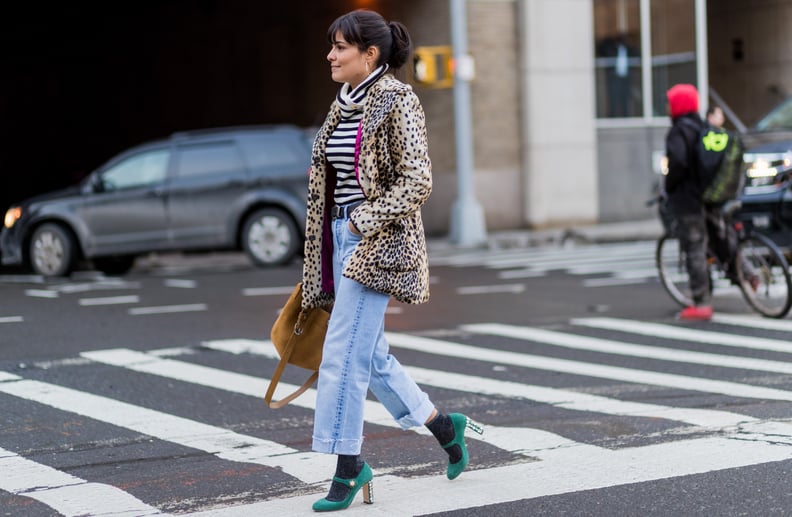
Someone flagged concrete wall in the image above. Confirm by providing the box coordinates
[518,0,599,228]
[708,0,792,126]
[397,0,522,235]
[596,125,667,222]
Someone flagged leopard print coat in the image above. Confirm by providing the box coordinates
[301,74,432,309]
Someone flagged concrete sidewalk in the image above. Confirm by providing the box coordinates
[20,217,659,275]
[0,218,665,278]
[129,218,665,271]
[427,217,664,253]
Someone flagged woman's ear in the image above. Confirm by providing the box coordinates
[367,46,380,64]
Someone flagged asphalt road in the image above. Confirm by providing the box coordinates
[2,241,792,516]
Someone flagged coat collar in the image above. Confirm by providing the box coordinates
[314,74,411,154]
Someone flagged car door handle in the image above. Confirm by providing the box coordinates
[149,187,167,197]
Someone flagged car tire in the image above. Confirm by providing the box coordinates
[93,255,136,276]
[29,223,78,277]
[242,208,300,267]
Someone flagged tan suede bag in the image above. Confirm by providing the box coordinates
[265,282,329,408]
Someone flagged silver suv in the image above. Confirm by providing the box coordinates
[1,125,312,276]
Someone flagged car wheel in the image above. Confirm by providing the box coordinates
[29,223,78,277]
[93,255,136,276]
[242,208,300,267]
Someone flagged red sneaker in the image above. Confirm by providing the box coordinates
[678,305,713,321]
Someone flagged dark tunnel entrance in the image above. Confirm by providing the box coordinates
[1,1,384,214]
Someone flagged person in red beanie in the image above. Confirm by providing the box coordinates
[664,83,713,320]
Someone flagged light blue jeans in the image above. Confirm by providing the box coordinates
[312,213,435,455]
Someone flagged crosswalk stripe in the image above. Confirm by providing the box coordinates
[0,445,167,516]
[456,284,525,295]
[582,276,652,287]
[481,245,654,270]
[3,309,790,515]
[129,303,207,315]
[187,430,792,517]
[385,330,792,402]
[201,338,755,429]
[567,258,656,275]
[0,372,331,484]
[462,322,792,375]
[78,295,140,306]
[429,242,654,268]
[81,347,602,461]
[710,313,792,332]
[572,317,792,353]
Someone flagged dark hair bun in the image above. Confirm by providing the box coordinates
[387,21,412,69]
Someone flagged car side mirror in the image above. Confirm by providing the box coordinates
[83,174,105,194]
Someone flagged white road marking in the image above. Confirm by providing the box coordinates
[128,303,207,315]
[164,279,197,288]
[79,295,140,306]
[0,445,167,516]
[81,347,594,461]
[711,313,792,332]
[0,316,23,323]
[456,284,525,295]
[582,276,652,287]
[241,286,298,296]
[189,430,792,516]
[25,289,59,298]
[2,308,791,514]
[497,269,546,279]
[461,322,792,375]
[388,329,792,402]
[200,339,753,430]
[571,317,792,354]
[0,372,331,484]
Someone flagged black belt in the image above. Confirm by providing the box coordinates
[331,201,364,219]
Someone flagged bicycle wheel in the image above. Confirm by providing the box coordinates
[656,234,695,307]
[735,233,792,318]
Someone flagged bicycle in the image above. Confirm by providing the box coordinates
[653,197,792,318]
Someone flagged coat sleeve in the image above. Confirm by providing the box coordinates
[350,91,432,238]
[664,124,691,194]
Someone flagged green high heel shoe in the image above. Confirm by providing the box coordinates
[312,462,374,512]
[444,413,484,480]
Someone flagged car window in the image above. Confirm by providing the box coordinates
[175,142,244,178]
[102,149,169,190]
[240,136,303,169]
[755,97,792,131]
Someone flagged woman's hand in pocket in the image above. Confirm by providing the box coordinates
[348,221,362,236]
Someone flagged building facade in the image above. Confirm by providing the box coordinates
[379,0,792,235]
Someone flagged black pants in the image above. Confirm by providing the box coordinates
[677,213,711,305]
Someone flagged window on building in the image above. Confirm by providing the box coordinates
[594,0,642,118]
[594,0,698,120]
[650,0,696,117]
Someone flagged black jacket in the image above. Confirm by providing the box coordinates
[665,112,705,215]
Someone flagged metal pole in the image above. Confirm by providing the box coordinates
[448,0,487,247]
[695,0,709,115]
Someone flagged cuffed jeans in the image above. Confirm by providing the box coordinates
[312,212,435,455]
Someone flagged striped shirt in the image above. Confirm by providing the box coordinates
[327,64,388,205]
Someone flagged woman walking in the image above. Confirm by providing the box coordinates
[301,8,482,513]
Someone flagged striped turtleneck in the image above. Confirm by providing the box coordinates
[327,64,388,206]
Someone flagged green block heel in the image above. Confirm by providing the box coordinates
[444,413,484,480]
[312,462,374,512]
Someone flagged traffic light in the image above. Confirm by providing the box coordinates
[412,46,454,88]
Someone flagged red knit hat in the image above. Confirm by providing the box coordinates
[666,84,699,118]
